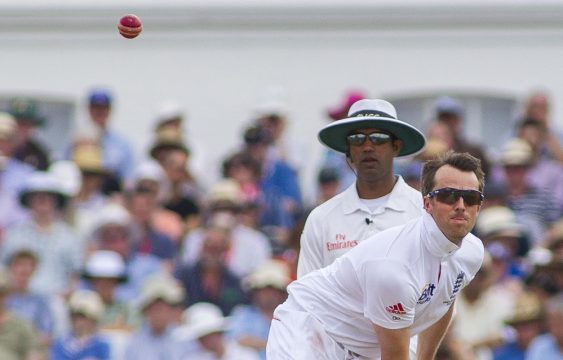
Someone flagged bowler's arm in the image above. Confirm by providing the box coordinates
[416,302,455,360]
[373,324,411,360]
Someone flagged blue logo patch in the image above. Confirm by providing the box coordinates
[443,271,465,305]
[417,283,436,304]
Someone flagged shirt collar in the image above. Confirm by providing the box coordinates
[422,212,460,258]
[342,176,415,215]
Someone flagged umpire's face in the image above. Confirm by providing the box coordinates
[347,127,402,183]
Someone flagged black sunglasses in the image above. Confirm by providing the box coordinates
[425,187,484,206]
[346,132,392,146]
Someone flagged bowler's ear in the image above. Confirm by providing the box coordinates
[392,139,403,156]
[423,196,432,214]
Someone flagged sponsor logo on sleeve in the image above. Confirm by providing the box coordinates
[385,303,407,315]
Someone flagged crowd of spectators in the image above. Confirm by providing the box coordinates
[0,88,561,359]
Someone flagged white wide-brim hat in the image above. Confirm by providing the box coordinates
[19,171,68,209]
[175,302,228,341]
[82,250,128,282]
[318,99,426,157]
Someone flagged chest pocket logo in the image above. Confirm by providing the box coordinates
[443,271,465,305]
[417,283,436,304]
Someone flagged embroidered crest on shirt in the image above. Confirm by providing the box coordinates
[326,233,358,251]
[443,271,465,305]
[417,283,436,304]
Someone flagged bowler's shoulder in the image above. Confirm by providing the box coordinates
[457,233,485,276]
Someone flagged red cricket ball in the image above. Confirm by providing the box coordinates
[118,14,142,39]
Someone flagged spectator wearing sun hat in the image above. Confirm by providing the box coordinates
[498,138,560,245]
[0,112,35,229]
[81,250,138,330]
[298,98,426,278]
[476,206,530,279]
[492,292,544,360]
[175,302,259,360]
[81,250,142,360]
[50,290,110,360]
[9,97,50,171]
[124,273,186,360]
[229,260,291,360]
[0,171,83,296]
[526,294,563,360]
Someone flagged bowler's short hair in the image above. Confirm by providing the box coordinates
[421,151,485,196]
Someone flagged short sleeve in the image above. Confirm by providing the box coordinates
[361,259,419,330]
[296,213,324,278]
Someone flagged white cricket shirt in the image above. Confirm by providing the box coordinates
[288,212,484,359]
[297,176,424,278]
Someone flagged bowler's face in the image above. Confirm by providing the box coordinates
[423,165,481,245]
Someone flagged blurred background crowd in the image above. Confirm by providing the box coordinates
[0,87,561,360]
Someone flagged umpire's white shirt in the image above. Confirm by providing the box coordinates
[286,212,484,359]
[297,176,423,278]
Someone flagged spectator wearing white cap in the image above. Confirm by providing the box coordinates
[181,179,272,278]
[81,250,138,331]
[0,267,42,360]
[0,112,35,229]
[124,273,186,360]
[89,203,162,304]
[50,290,110,360]
[229,260,291,360]
[0,171,83,296]
[175,302,259,360]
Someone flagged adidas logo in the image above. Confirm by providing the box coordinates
[385,303,407,315]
